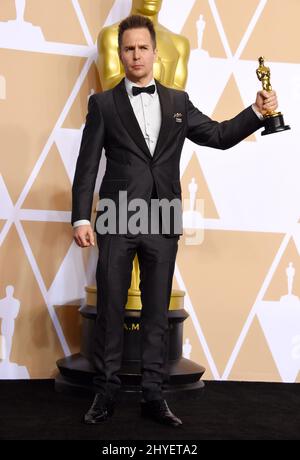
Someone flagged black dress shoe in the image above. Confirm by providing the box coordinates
[83,393,115,424]
[141,399,182,427]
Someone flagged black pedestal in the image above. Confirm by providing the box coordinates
[261,112,291,136]
[55,305,205,401]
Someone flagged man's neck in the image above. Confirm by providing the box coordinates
[126,74,154,87]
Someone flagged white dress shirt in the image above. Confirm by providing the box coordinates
[73,77,162,228]
[124,77,161,155]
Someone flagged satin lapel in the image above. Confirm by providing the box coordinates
[113,79,152,160]
[152,80,174,161]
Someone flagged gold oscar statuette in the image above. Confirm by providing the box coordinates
[256,56,290,136]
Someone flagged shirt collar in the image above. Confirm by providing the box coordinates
[125,77,156,98]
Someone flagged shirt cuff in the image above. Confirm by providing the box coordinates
[73,219,90,228]
[252,104,264,120]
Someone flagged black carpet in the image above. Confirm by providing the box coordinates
[0,379,300,440]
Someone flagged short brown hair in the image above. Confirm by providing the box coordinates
[118,15,156,49]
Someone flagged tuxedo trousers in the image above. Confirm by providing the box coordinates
[93,233,179,401]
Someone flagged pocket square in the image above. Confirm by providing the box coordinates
[173,112,183,123]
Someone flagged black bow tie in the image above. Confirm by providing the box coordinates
[132,85,155,96]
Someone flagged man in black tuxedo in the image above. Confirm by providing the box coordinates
[72,15,278,426]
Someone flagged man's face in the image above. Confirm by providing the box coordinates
[119,28,157,84]
[133,0,162,16]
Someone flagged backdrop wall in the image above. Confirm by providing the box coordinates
[0,0,299,382]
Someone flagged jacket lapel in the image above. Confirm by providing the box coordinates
[113,79,152,160]
[152,80,174,161]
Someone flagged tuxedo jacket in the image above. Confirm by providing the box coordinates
[72,78,263,235]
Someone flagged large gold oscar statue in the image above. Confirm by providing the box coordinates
[86,0,189,311]
[97,0,190,90]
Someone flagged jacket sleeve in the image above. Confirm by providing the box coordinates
[185,93,264,150]
[71,95,105,224]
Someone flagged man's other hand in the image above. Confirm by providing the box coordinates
[73,224,95,248]
[254,90,278,116]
